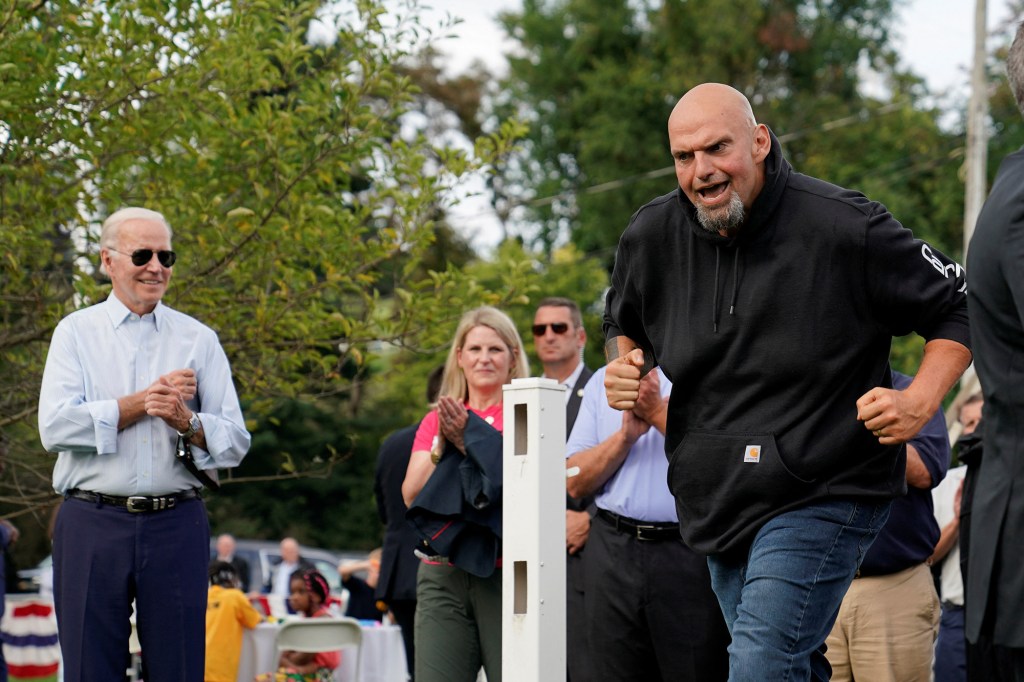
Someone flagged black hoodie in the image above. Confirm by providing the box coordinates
[604,130,970,556]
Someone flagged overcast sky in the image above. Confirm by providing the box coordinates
[423,0,1015,96]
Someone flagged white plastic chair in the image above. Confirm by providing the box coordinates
[274,617,363,682]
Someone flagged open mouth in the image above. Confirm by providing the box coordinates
[697,181,730,203]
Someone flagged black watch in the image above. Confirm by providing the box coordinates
[177,412,201,439]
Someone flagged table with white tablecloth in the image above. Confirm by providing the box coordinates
[237,620,408,682]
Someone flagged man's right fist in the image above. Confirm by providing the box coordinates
[605,348,645,410]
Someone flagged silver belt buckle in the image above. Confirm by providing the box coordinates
[126,496,149,513]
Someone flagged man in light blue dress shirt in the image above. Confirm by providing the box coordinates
[566,366,728,681]
[38,207,250,681]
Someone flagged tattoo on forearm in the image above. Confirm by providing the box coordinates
[604,337,655,377]
[604,337,626,361]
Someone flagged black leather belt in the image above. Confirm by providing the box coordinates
[66,488,201,513]
[597,508,680,542]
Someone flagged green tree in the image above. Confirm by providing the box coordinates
[492,0,970,261]
[0,0,527,561]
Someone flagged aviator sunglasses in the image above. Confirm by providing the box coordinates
[108,247,177,267]
[532,322,570,336]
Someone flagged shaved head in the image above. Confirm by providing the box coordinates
[670,83,758,130]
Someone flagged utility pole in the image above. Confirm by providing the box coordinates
[949,0,988,432]
[963,0,989,254]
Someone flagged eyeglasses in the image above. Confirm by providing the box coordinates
[532,322,570,336]
[108,247,177,268]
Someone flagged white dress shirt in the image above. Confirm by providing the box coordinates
[544,360,586,405]
[38,294,250,496]
[932,464,967,605]
[566,366,677,522]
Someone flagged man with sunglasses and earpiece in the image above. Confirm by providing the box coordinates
[38,207,250,682]
[531,297,594,682]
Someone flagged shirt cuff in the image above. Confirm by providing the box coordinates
[87,399,120,455]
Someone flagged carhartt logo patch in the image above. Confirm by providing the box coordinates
[743,445,761,463]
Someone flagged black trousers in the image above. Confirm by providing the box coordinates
[582,512,730,682]
[389,598,417,680]
[53,496,209,682]
[567,550,594,681]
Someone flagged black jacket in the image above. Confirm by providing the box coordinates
[965,146,1024,646]
[405,412,503,578]
[605,130,970,555]
[373,423,421,604]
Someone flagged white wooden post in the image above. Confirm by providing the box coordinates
[502,377,566,682]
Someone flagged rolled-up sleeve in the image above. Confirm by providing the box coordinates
[188,336,250,470]
[38,320,120,455]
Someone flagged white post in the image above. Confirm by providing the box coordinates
[502,377,566,682]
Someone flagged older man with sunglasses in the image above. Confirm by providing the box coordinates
[38,207,250,681]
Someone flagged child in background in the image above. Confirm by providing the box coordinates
[205,561,262,682]
[262,569,341,681]
[338,548,385,622]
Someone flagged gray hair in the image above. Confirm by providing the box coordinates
[100,207,172,249]
[1008,22,1024,116]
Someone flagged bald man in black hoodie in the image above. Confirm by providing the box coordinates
[603,83,971,682]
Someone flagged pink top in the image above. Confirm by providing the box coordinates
[310,607,341,670]
[412,403,504,453]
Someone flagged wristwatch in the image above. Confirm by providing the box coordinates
[178,412,201,439]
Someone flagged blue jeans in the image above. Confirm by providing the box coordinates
[707,499,891,682]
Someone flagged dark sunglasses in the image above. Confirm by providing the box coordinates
[108,247,177,267]
[532,322,570,336]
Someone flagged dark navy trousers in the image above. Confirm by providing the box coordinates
[53,495,209,681]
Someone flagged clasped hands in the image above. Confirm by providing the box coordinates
[143,368,197,433]
[604,349,665,443]
[436,395,469,454]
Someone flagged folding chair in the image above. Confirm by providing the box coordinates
[274,617,363,682]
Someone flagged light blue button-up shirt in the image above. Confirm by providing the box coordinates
[38,295,251,496]
[566,366,677,522]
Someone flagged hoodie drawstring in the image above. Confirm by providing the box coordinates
[713,247,721,333]
[713,245,741,333]
[729,247,740,315]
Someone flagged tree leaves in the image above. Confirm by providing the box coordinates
[0,0,520,545]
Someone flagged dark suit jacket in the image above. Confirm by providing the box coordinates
[965,146,1024,646]
[373,423,422,604]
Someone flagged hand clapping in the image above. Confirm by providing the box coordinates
[436,395,468,453]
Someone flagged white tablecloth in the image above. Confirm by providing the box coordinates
[238,620,408,682]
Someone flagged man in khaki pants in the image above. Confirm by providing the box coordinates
[825,371,948,681]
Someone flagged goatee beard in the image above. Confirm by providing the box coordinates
[695,192,745,236]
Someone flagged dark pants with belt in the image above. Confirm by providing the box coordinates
[584,511,730,681]
[53,495,209,681]
[566,550,595,682]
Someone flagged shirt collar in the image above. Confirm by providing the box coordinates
[103,293,165,331]
[543,360,585,389]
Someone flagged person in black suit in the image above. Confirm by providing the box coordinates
[532,297,594,681]
[373,366,444,681]
[964,22,1024,680]
[213,533,251,593]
